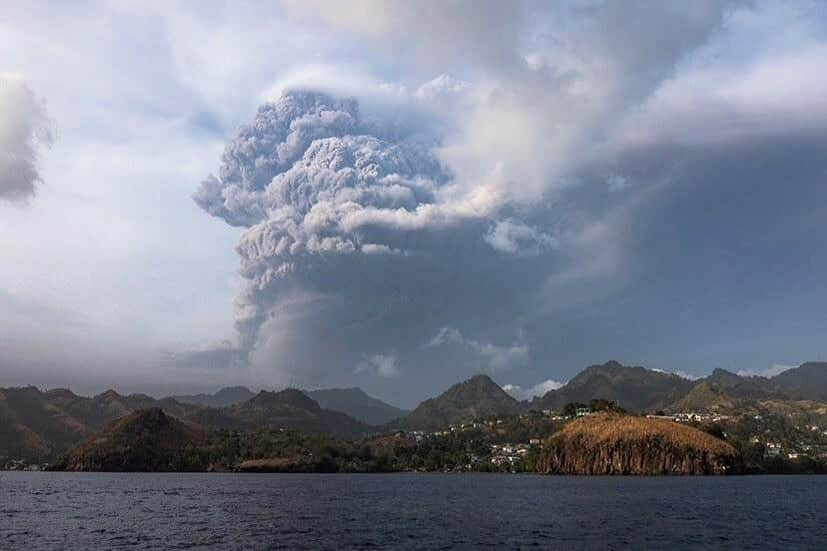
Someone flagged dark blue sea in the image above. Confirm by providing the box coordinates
[2,472,826,550]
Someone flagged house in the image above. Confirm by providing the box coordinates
[576,407,591,418]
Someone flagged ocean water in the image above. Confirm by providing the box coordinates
[2,473,826,550]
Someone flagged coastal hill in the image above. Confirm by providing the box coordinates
[532,361,694,412]
[391,374,519,430]
[538,414,741,475]
[305,387,410,426]
[52,408,209,472]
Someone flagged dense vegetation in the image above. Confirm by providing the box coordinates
[389,374,520,431]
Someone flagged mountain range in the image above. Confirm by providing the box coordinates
[173,386,256,408]
[0,386,373,461]
[172,386,407,426]
[3,360,827,463]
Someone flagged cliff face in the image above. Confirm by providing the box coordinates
[538,414,741,475]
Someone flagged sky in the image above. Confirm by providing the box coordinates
[1,1,826,408]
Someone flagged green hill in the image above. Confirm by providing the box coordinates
[392,374,519,430]
[667,381,735,412]
[52,408,209,472]
[533,361,694,412]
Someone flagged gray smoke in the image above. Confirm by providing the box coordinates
[0,74,52,202]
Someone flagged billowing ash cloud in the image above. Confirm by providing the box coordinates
[0,74,51,202]
[195,90,547,386]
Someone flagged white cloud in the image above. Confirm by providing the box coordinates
[281,1,738,214]
[427,327,528,372]
[356,353,401,378]
[502,379,563,401]
[484,219,557,256]
[615,44,827,150]
[737,364,796,378]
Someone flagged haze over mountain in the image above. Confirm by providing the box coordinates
[304,388,409,426]
[772,363,827,402]
[171,386,408,426]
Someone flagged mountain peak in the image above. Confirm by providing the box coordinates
[392,373,519,430]
[96,389,123,400]
[535,361,695,412]
[54,408,208,472]
[251,389,320,411]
